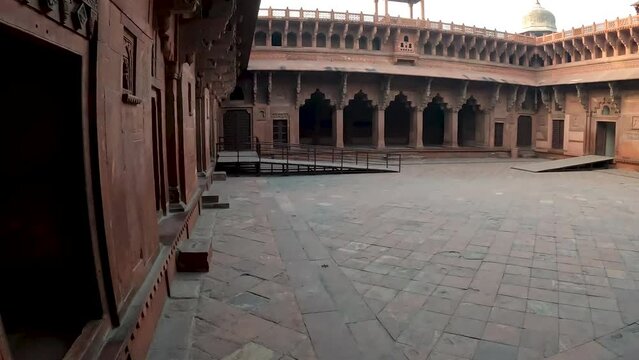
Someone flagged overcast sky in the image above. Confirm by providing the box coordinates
[259,0,636,33]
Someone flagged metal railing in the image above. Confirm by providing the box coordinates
[216,137,402,174]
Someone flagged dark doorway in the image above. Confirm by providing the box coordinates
[385,93,411,146]
[272,32,282,46]
[223,110,252,150]
[517,116,533,148]
[0,24,102,360]
[273,119,288,145]
[423,96,446,146]
[151,90,167,217]
[344,91,374,146]
[495,122,504,147]
[299,90,333,145]
[596,121,616,157]
[552,120,564,150]
[458,97,480,147]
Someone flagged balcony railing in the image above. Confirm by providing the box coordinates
[259,8,639,46]
[259,7,536,44]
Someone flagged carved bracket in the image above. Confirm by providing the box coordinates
[517,86,528,111]
[418,77,433,111]
[253,72,258,105]
[338,73,349,110]
[539,87,552,113]
[575,84,589,112]
[381,76,392,109]
[507,85,519,112]
[295,72,302,109]
[489,83,502,110]
[552,86,565,112]
[458,80,469,108]
[267,72,273,105]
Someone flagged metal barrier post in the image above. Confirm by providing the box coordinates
[314,148,317,172]
[399,154,402,172]
[366,152,369,170]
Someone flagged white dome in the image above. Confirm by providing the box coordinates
[522,1,557,35]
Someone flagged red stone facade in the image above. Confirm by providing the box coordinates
[220,8,639,169]
[0,0,257,359]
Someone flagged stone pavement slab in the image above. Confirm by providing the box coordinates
[149,162,639,359]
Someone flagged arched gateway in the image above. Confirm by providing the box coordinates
[299,90,333,145]
[385,93,411,146]
[344,91,374,146]
[423,95,446,146]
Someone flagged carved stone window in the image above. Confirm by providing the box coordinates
[123,29,136,94]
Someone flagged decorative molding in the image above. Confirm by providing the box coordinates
[632,116,639,130]
[40,0,57,13]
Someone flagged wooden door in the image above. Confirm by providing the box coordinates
[273,120,288,145]
[494,122,504,147]
[552,120,564,150]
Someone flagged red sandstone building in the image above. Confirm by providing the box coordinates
[223,1,639,169]
[1,0,639,359]
[0,0,257,359]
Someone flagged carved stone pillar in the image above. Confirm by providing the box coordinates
[333,107,344,148]
[165,62,185,212]
[373,108,386,149]
[410,107,423,148]
[486,109,496,147]
[445,108,460,147]
[289,109,300,145]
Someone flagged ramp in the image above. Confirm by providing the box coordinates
[215,140,402,175]
[512,155,614,173]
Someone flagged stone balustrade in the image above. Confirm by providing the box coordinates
[255,8,639,68]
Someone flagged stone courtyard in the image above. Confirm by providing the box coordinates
[150,161,639,360]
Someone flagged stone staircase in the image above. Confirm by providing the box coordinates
[176,171,229,273]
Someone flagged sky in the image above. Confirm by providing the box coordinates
[259,0,636,33]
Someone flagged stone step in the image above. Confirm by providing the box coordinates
[212,171,227,181]
[176,237,212,272]
[202,193,230,209]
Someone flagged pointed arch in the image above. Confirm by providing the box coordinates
[423,95,448,146]
[344,90,374,146]
[299,89,333,145]
[458,96,481,147]
[271,31,282,46]
[254,31,267,46]
[385,92,411,146]
[317,33,327,48]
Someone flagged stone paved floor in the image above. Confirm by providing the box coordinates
[149,161,639,360]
